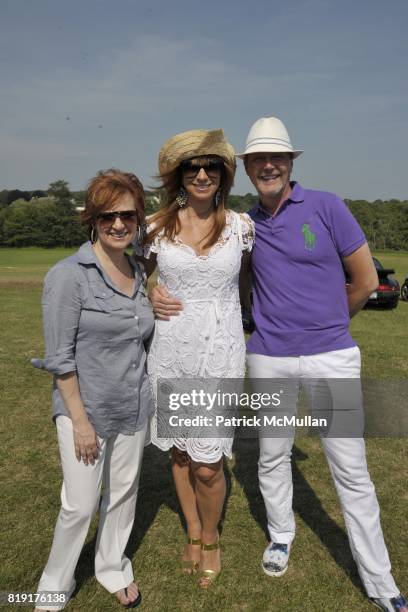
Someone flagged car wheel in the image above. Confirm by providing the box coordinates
[401,282,408,302]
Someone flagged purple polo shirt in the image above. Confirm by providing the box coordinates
[247,182,366,357]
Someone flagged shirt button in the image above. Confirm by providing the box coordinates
[132,363,136,368]
[134,315,138,320]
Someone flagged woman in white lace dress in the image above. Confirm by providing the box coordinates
[142,129,254,586]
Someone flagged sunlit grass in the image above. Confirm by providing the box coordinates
[0,248,407,611]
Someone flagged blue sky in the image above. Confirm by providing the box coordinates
[1,0,407,199]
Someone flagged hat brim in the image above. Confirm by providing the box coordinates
[159,128,236,176]
[236,146,303,160]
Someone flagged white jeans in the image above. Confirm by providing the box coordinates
[36,416,147,610]
[247,347,399,599]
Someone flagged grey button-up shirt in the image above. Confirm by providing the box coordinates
[32,241,155,438]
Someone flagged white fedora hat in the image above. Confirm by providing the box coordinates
[236,116,303,159]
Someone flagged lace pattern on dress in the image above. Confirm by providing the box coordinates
[140,211,254,259]
[145,210,255,463]
[237,212,255,252]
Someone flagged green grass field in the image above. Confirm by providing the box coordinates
[0,248,407,612]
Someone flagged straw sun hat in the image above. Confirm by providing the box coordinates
[158,128,236,176]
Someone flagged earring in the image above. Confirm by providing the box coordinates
[176,187,188,208]
[90,227,97,243]
[214,190,221,208]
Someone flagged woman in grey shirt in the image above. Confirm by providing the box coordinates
[32,169,154,610]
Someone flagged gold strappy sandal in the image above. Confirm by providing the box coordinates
[181,537,202,574]
[198,540,221,588]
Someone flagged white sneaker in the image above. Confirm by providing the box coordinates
[370,594,408,612]
[262,542,290,577]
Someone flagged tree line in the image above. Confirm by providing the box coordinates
[0,181,407,250]
[0,181,87,247]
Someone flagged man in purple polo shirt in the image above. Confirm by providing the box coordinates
[238,116,406,612]
[148,117,406,611]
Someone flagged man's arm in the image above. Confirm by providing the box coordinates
[149,284,183,320]
[342,243,378,318]
[239,251,252,310]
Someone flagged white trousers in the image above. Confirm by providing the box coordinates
[247,347,399,599]
[36,416,147,610]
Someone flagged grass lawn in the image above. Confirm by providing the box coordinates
[0,247,407,612]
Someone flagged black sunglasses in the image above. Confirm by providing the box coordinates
[180,160,223,176]
[96,210,139,224]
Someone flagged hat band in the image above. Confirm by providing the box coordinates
[246,136,293,148]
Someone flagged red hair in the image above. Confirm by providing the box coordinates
[81,168,145,228]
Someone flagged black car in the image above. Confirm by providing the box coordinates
[401,276,408,302]
[366,257,400,309]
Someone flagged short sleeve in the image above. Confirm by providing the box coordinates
[325,196,366,257]
[238,212,255,252]
[31,264,82,375]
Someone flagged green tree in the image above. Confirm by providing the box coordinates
[0,192,87,248]
[2,200,40,246]
[47,179,86,246]
[227,193,258,212]
[0,190,9,208]
[348,199,408,251]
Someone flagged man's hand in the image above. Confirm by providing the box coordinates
[149,284,183,320]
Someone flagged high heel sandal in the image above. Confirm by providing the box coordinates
[181,537,202,574]
[198,540,221,588]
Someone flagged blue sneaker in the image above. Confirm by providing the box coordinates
[262,542,290,577]
[370,594,408,612]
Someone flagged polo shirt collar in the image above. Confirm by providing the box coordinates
[289,181,305,203]
[255,181,305,217]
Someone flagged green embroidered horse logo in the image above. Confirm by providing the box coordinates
[302,224,316,250]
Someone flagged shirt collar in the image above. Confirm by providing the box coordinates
[289,181,305,203]
[254,181,305,217]
[76,241,142,295]
[76,241,98,265]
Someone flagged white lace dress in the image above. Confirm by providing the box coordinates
[145,210,255,463]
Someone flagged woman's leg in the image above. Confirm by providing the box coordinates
[36,416,106,611]
[94,422,147,601]
[190,459,225,581]
[171,447,202,570]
